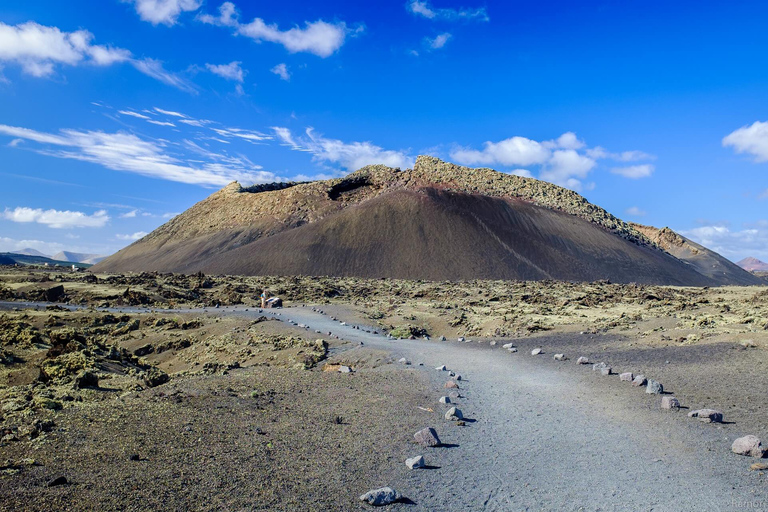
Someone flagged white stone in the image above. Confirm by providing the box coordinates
[732,435,766,458]
[405,456,425,469]
[445,407,463,421]
[359,487,401,506]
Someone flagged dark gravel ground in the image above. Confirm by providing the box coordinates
[0,364,441,511]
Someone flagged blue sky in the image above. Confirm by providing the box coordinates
[1,0,767,261]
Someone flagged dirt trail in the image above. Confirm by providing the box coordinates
[246,306,767,511]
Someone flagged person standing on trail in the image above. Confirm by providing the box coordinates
[261,290,267,308]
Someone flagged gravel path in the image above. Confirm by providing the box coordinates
[245,306,767,511]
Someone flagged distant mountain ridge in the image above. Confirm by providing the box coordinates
[52,251,107,265]
[13,248,50,257]
[737,257,768,272]
[0,253,92,268]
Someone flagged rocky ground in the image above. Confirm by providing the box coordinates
[1,266,767,509]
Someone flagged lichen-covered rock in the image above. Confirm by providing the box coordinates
[73,370,99,389]
[142,367,169,387]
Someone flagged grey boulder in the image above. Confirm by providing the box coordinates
[359,487,401,506]
[405,455,425,469]
[688,409,723,423]
[646,380,663,394]
[445,407,463,421]
[732,435,767,458]
[414,427,441,447]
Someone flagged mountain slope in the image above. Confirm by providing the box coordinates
[737,257,768,272]
[13,248,50,257]
[629,224,762,286]
[94,156,752,285]
[52,251,107,264]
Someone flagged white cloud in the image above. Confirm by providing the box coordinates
[0,21,192,92]
[125,0,202,26]
[116,231,148,241]
[616,150,655,162]
[206,61,244,82]
[118,110,150,120]
[0,123,282,187]
[610,164,654,179]
[547,132,585,150]
[451,132,656,191]
[723,121,768,162]
[539,149,596,191]
[271,63,290,81]
[407,1,489,22]
[120,210,139,218]
[200,2,357,57]
[0,21,131,77]
[3,207,110,228]
[211,127,272,143]
[625,206,646,217]
[131,58,196,93]
[273,126,414,170]
[681,224,768,261]
[451,136,550,167]
[154,107,187,118]
[147,120,176,127]
[427,33,452,49]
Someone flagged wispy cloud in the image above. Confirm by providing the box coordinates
[154,107,188,118]
[723,121,768,162]
[206,61,245,82]
[131,58,196,93]
[199,2,361,57]
[426,33,452,50]
[2,206,110,228]
[0,123,282,187]
[116,231,148,241]
[273,126,414,170]
[271,63,290,81]
[123,0,202,26]
[610,164,654,179]
[118,110,151,120]
[407,0,489,22]
[625,206,646,217]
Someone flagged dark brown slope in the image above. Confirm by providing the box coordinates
[203,188,713,284]
[630,224,763,286]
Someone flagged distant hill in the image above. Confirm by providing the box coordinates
[0,254,15,265]
[52,251,107,264]
[95,156,759,286]
[13,248,50,257]
[629,224,763,286]
[737,257,768,272]
[1,253,92,268]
